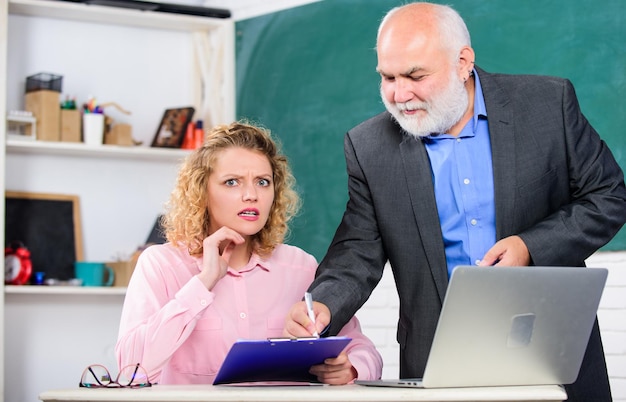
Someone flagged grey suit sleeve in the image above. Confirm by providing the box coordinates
[308,132,387,335]
[518,79,626,265]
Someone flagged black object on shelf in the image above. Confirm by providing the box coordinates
[54,0,231,18]
[146,215,166,245]
[26,72,63,93]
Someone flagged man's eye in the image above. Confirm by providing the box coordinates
[410,75,425,81]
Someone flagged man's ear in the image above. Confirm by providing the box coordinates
[458,46,476,80]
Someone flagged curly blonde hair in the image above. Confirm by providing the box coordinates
[161,121,300,257]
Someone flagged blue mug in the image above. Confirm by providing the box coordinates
[74,262,114,286]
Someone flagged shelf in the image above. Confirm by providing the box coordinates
[4,284,126,295]
[7,138,192,161]
[8,0,231,31]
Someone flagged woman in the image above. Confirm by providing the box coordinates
[115,121,382,385]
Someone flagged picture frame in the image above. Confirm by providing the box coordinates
[5,191,83,280]
[150,107,195,148]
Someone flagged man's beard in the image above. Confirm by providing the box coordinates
[382,71,469,138]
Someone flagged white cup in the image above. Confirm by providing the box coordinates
[82,113,105,146]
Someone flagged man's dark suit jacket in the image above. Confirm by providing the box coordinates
[310,67,626,401]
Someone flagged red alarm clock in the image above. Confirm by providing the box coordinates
[5,241,33,285]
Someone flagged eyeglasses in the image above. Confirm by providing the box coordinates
[79,363,152,388]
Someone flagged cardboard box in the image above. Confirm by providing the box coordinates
[24,90,61,141]
[105,123,133,146]
[60,109,81,142]
[107,260,136,287]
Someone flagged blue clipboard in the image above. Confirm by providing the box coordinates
[213,336,352,385]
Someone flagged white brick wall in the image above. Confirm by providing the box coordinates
[356,264,400,379]
[356,251,626,401]
[587,251,626,401]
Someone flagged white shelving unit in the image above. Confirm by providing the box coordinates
[1,2,235,401]
[9,0,227,31]
[6,0,236,139]
[4,284,126,295]
[3,0,235,265]
[1,0,7,398]
[6,137,192,161]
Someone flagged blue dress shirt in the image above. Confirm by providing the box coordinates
[423,71,495,278]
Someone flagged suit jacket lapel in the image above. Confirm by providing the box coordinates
[399,136,448,302]
[476,68,518,240]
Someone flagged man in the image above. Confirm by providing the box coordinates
[284,2,626,401]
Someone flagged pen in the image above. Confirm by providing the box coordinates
[304,292,319,338]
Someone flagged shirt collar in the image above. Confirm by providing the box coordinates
[227,252,271,276]
[473,69,487,124]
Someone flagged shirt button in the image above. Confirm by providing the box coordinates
[463,178,470,185]
[200,299,207,306]
[475,260,481,265]
[470,219,477,226]
[240,312,247,319]
[456,138,461,143]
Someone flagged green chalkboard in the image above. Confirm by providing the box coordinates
[236,0,626,260]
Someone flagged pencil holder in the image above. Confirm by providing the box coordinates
[82,113,105,146]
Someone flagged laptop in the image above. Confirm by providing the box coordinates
[356,265,607,388]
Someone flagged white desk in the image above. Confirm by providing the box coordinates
[39,384,567,402]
